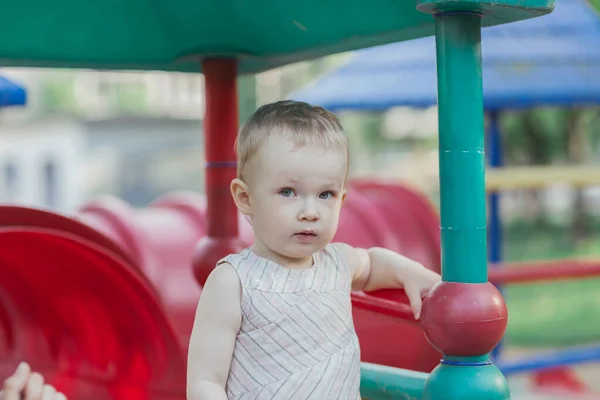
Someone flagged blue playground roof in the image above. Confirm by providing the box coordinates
[0,75,26,107]
[291,0,600,111]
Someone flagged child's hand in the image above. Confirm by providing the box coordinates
[1,362,67,400]
[402,265,441,320]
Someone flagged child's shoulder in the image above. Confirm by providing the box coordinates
[215,248,267,288]
[323,242,354,261]
[202,261,242,305]
[215,248,258,271]
[319,242,357,274]
[323,242,366,282]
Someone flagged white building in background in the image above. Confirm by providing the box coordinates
[0,118,85,212]
[0,67,209,213]
[0,116,204,213]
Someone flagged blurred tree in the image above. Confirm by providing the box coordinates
[40,74,77,114]
[501,106,600,244]
[566,108,589,243]
[502,108,568,166]
[113,83,147,114]
[238,75,256,125]
[501,109,560,227]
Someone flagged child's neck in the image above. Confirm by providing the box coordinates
[250,242,314,270]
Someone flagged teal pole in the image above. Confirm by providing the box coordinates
[435,13,487,284]
[416,8,510,400]
[348,1,552,398]
[359,362,427,399]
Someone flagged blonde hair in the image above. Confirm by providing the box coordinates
[236,100,349,180]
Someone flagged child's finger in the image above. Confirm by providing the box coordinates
[55,392,67,400]
[2,362,31,400]
[24,372,44,400]
[405,286,423,320]
[42,384,56,400]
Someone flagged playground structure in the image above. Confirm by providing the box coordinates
[1,181,441,399]
[0,0,561,398]
[4,179,600,398]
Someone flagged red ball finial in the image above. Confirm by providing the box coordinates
[420,281,508,356]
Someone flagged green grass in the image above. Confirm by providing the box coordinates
[505,278,600,346]
[501,220,600,347]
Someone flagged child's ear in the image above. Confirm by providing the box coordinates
[231,178,252,215]
[341,189,348,206]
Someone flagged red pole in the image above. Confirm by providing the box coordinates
[203,59,239,238]
[489,259,600,285]
[192,59,246,287]
[351,291,419,326]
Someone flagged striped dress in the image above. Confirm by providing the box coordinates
[217,244,361,399]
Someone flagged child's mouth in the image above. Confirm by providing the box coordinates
[296,230,316,236]
[294,231,317,241]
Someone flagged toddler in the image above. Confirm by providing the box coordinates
[187,100,441,400]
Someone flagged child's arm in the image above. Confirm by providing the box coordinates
[187,263,242,400]
[335,243,441,319]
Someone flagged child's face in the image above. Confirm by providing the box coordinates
[243,134,347,263]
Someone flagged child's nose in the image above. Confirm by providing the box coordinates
[299,210,319,221]
[299,201,319,221]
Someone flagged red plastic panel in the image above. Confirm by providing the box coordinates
[351,180,441,272]
[0,228,185,400]
[78,196,158,275]
[334,187,399,250]
[78,193,244,346]
[0,205,135,268]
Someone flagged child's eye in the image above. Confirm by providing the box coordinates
[280,189,295,197]
[319,191,335,200]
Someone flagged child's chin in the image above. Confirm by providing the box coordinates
[279,245,319,259]
[283,245,322,259]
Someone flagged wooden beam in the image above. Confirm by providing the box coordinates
[486,166,600,191]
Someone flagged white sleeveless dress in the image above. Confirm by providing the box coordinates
[217,244,361,399]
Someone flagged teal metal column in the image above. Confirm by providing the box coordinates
[348,0,552,397]
[360,363,427,399]
[435,13,487,284]
[415,5,520,400]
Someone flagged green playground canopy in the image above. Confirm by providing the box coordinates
[0,0,551,74]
